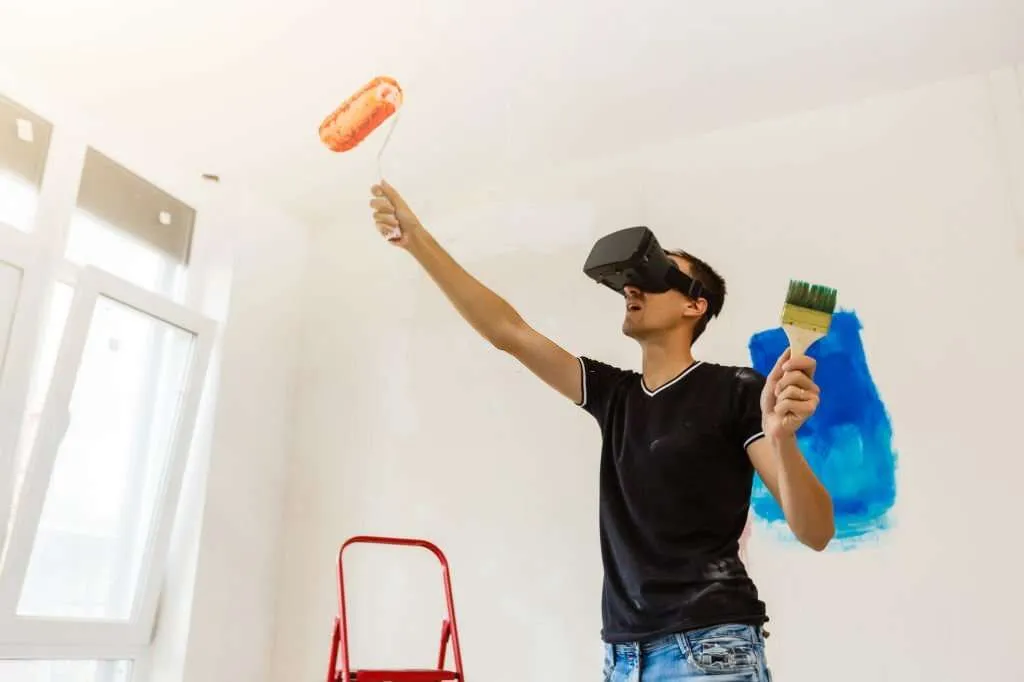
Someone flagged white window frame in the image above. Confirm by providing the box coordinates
[0,265,215,648]
[0,226,52,551]
[0,117,220,673]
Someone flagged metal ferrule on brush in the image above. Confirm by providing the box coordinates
[780,304,833,334]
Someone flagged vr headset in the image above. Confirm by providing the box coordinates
[582,226,723,318]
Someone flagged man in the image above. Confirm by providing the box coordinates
[368,181,834,681]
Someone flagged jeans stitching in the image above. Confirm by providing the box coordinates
[681,626,760,675]
[609,628,767,679]
[673,631,692,663]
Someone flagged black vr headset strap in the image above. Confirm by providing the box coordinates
[666,268,722,318]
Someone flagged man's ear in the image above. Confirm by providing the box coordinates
[683,297,708,319]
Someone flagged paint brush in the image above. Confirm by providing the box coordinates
[780,279,838,357]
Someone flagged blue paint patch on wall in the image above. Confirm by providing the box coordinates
[748,310,897,546]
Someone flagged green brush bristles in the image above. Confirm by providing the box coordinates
[780,279,838,338]
[785,280,838,314]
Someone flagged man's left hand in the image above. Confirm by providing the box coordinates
[760,348,820,440]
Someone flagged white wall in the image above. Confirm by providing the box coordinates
[148,188,308,682]
[274,66,1024,682]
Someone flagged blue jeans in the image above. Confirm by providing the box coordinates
[602,624,772,681]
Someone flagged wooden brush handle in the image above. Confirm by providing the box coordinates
[783,323,824,358]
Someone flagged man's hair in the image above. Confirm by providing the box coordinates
[665,249,727,343]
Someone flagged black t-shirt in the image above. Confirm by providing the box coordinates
[577,356,769,643]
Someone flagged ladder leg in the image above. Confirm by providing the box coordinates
[326,617,340,682]
[436,619,452,669]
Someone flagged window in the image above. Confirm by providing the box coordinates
[6,283,72,548]
[1,267,214,643]
[68,149,193,300]
[0,659,131,682]
[0,231,49,545]
[0,94,52,233]
[0,96,217,679]
[0,245,31,374]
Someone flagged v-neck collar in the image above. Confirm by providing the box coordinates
[641,361,704,397]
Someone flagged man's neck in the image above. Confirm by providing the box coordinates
[640,334,696,392]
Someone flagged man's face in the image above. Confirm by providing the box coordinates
[621,255,705,340]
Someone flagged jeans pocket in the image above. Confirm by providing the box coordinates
[683,624,760,675]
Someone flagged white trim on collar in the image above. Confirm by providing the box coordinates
[641,360,705,397]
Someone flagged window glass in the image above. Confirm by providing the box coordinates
[0,94,52,232]
[68,148,194,299]
[17,295,196,621]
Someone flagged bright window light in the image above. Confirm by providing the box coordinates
[8,283,73,537]
[0,258,25,371]
[0,659,131,682]
[65,211,185,299]
[0,169,39,232]
[17,294,196,621]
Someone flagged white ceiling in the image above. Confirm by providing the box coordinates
[1,0,1023,228]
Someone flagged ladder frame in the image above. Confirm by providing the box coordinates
[327,535,465,682]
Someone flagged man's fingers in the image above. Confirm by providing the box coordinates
[376,222,402,239]
[775,398,812,419]
[370,197,395,213]
[378,180,404,206]
[767,347,791,384]
[783,354,816,378]
[775,395,817,419]
[371,183,397,203]
[777,385,818,403]
[771,354,820,431]
[369,183,407,244]
[776,370,818,395]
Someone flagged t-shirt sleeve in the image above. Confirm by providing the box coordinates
[576,356,629,425]
[733,367,767,451]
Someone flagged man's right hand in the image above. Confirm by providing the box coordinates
[370,181,421,249]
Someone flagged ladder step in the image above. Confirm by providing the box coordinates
[344,670,459,682]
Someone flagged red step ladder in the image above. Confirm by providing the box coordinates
[326,536,465,682]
